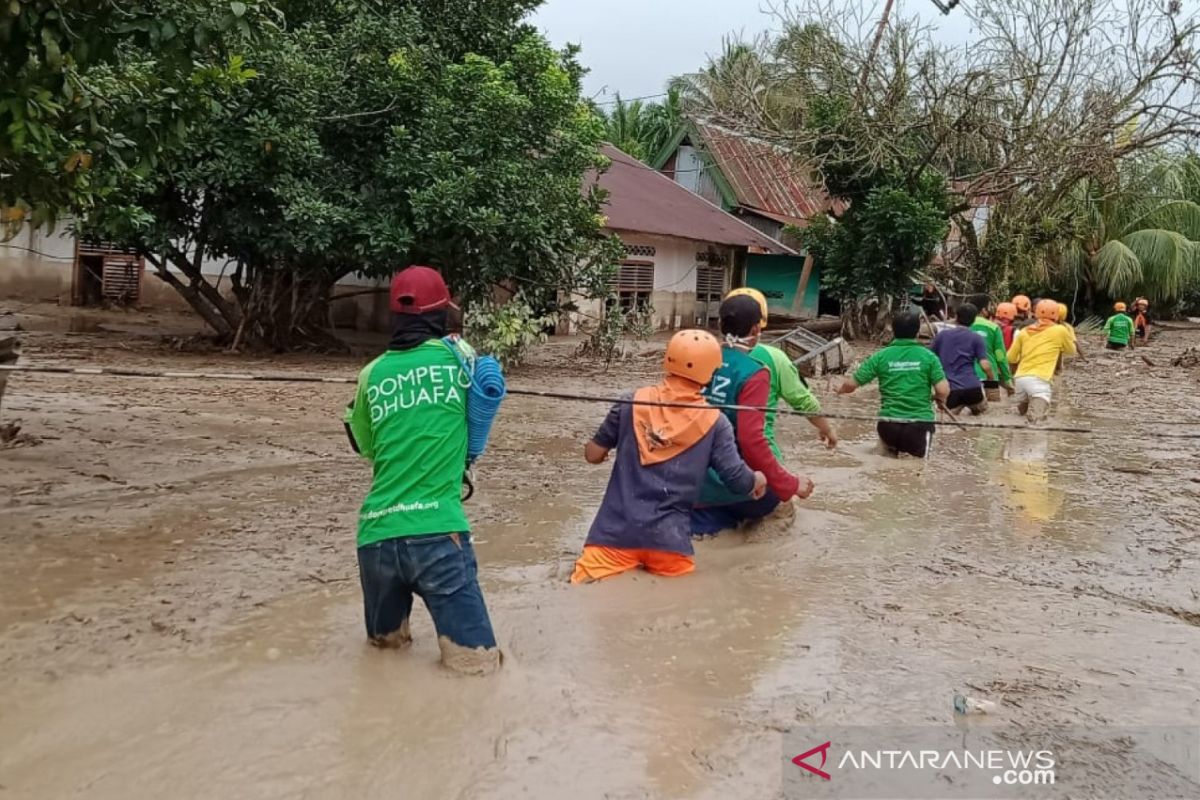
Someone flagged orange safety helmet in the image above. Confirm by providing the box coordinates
[725,287,769,329]
[1012,294,1032,313]
[1057,302,1069,322]
[663,329,723,385]
[1035,299,1060,322]
[1114,301,1128,312]
[995,302,1017,321]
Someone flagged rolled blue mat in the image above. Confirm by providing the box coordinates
[443,338,506,463]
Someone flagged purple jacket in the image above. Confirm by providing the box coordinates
[586,399,756,555]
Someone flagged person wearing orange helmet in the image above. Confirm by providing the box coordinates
[691,295,814,535]
[1006,299,1077,422]
[1055,302,1087,367]
[994,302,1018,349]
[1011,294,1033,322]
[574,329,767,583]
[1132,297,1152,343]
[726,287,838,450]
[1104,302,1136,350]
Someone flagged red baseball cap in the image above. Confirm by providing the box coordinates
[389,266,458,314]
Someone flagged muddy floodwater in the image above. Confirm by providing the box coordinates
[2,309,1199,799]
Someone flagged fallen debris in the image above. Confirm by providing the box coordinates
[1170,347,1200,368]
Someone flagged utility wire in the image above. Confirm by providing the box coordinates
[5,362,1199,436]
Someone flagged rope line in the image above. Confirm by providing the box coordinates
[7,362,1198,435]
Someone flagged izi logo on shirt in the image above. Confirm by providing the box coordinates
[708,374,733,404]
[368,365,470,423]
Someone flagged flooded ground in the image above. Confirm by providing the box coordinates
[1,308,1199,799]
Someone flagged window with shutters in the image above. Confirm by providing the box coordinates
[695,251,729,303]
[609,261,654,312]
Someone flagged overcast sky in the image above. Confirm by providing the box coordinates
[530,0,976,103]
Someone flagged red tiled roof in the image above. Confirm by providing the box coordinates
[588,144,793,254]
[691,121,834,227]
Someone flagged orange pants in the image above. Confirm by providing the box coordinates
[570,545,695,584]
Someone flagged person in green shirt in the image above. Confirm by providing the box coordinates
[726,287,838,451]
[1104,302,1136,350]
[837,311,950,458]
[344,266,500,675]
[965,293,1014,397]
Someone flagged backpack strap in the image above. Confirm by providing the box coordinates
[442,336,477,387]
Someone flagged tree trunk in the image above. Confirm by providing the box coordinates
[230,266,346,352]
[145,252,344,351]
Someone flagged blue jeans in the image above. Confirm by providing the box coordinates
[690,491,781,536]
[356,533,496,650]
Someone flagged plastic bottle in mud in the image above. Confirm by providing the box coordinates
[953,693,997,715]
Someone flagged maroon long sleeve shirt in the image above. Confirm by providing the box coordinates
[735,371,800,501]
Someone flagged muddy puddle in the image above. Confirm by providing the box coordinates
[1,324,1199,798]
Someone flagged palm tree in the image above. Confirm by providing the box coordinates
[600,88,684,163]
[1057,157,1200,304]
[669,36,787,124]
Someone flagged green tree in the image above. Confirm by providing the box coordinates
[598,87,683,163]
[80,0,615,348]
[1051,158,1200,306]
[0,0,270,236]
[670,37,790,126]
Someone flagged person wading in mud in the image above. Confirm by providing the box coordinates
[344,266,501,675]
[1105,302,1136,350]
[994,302,1018,349]
[1131,298,1152,344]
[1055,302,1087,371]
[725,287,838,450]
[929,303,995,415]
[1006,298,1077,424]
[965,293,1014,399]
[837,311,951,458]
[572,330,767,582]
[690,295,814,536]
[1011,294,1034,331]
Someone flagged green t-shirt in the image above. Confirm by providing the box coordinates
[1104,313,1134,345]
[852,339,946,422]
[970,318,1012,383]
[344,340,471,546]
[749,343,821,458]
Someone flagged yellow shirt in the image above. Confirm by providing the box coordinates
[1007,324,1076,382]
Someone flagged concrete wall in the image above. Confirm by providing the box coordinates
[0,222,76,303]
[564,231,736,333]
[0,219,390,331]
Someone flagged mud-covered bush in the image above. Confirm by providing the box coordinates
[465,295,554,368]
[577,301,656,366]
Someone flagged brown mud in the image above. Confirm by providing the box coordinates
[1,308,1199,799]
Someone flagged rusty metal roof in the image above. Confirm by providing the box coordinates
[689,121,834,227]
[589,144,793,254]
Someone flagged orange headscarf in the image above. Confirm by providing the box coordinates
[632,375,719,465]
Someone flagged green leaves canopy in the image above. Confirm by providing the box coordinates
[62,0,614,344]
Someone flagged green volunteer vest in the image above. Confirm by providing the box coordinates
[748,344,785,460]
[356,341,471,546]
[700,346,765,506]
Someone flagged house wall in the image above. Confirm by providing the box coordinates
[565,231,736,333]
[663,143,726,209]
[0,219,390,331]
[745,253,821,318]
[0,222,75,302]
